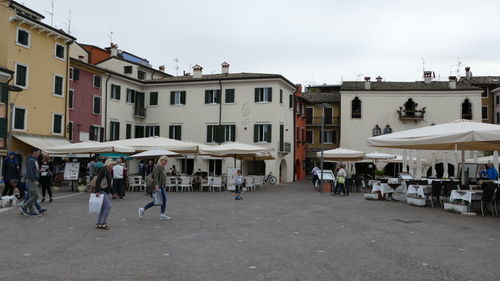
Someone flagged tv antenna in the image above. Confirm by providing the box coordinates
[174,58,179,76]
[44,0,55,26]
[109,31,114,44]
[63,9,72,34]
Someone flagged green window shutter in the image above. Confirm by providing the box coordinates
[268,88,272,102]
[176,126,181,140]
[205,90,209,104]
[170,92,175,104]
[266,124,272,143]
[216,90,221,104]
[289,94,293,108]
[181,91,186,105]
[1,84,7,104]
[207,126,212,142]
[231,125,235,141]
[169,126,173,138]
[255,88,259,102]
[117,86,121,100]
[225,89,234,103]
[254,124,258,142]
[73,69,80,80]
[0,117,7,138]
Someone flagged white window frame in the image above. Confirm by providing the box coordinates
[93,75,101,88]
[14,62,29,89]
[146,124,160,137]
[13,106,27,132]
[68,89,74,109]
[256,124,271,143]
[92,96,101,115]
[169,124,182,140]
[52,113,64,135]
[323,130,335,144]
[16,26,31,48]
[256,88,272,103]
[173,91,182,105]
[69,67,74,80]
[126,88,135,104]
[223,124,236,142]
[482,105,489,120]
[54,42,66,60]
[53,74,65,97]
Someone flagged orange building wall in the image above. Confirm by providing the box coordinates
[81,45,110,64]
[294,85,307,181]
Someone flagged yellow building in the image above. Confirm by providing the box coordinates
[0,1,74,158]
[302,85,341,172]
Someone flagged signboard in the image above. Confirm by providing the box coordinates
[63,162,80,181]
[226,168,239,191]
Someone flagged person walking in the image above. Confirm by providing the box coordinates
[138,155,170,220]
[145,160,154,177]
[335,164,348,196]
[112,159,125,199]
[234,169,245,200]
[11,179,46,215]
[311,164,320,188]
[20,147,41,216]
[2,152,20,196]
[95,159,114,229]
[39,156,53,203]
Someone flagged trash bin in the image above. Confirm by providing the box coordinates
[322,182,332,193]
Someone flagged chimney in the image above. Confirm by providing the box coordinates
[221,62,230,75]
[465,67,472,80]
[364,77,371,90]
[448,76,457,89]
[376,76,383,82]
[423,71,432,84]
[159,65,165,72]
[110,43,118,57]
[192,64,203,79]
[78,55,84,61]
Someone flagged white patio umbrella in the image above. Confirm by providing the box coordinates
[199,142,271,158]
[45,141,135,154]
[131,149,178,158]
[317,148,365,161]
[106,137,199,153]
[364,151,397,160]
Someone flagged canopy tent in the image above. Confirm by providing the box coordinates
[131,149,179,158]
[199,142,271,159]
[106,137,199,153]
[44,141,135,154]
[317,148,365,161]
[14,134,71,151]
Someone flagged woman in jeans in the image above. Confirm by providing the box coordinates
[95,159,114,230]
[138,156,170,220]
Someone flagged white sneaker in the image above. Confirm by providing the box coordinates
[160,214,171,220]
[138,208,144,218]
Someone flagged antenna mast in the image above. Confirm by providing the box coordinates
[63,9,72,34]
[44,0,55,26]
[109,31,114,44]
[174,58,179,76]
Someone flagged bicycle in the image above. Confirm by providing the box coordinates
[264,171,277,185]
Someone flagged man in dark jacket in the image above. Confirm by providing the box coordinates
[20,147,41,216]
[2,152,20,196]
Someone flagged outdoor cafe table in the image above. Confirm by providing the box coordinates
[449,190,483,212]
[407,185,431,199]
[372,182,396,200]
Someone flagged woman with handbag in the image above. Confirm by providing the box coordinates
[95,159,114,230]
[138,155,170,220]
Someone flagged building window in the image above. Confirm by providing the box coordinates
[135,125,145,138]
[124,65,132,74]
[352,97,361,118]
[322,130,335,144]
[462,99,472,119]
[225,89,235,103]
[72,68,80,80]
[126,124,132,139]
[53,75,64,97]
[482,106,488,120]
[497,112,500,124]
[383,125,392,134]
[52,113,63,135]
[93,96,101,114]
[89,126,100,141]
[289,94,293,108]
[206,125,234,143]
[205,90,221,104]
[255,87,272,103]
[302,128,306,143]
[150,92,158,105]
[207,125,219,143]
[254,124,272,143]
[209,160,222,176]
[305,107,313,124]
[110,121,120,140]
[13,107,26,130]
[496,95,500,105]
[170,91,186,105]
[482,89,488,98]
[146,125,160,137]
[126,88,135,103]
[15,63,28,88]
[55,43,65,60]
[69,67,74,80]
[223,125,236,142]
[280,89,283,104]
[169,125,181,140]
[16,27,30,47]
[137,70,145,80]
[324,107,333,124]
[68,90,74,109]
[93,75,101,88]
[68,121,73,141]
[305,130,313,144]
[111,84,121,100]
[372,125,382,136]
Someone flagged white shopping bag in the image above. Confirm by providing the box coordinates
[152,191,162,206]
[89,193,104,214]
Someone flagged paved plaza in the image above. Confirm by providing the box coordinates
[0,181,499,281]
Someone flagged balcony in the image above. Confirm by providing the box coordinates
[305,117,340,126]
[397,107,426,122]
[279,142,291,154]
[134,107,147,118]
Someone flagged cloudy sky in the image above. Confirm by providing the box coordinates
[21,0,500,86]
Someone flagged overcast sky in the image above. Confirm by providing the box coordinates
[21,0,500,86]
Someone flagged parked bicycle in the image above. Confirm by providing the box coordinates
[264,171,277,185]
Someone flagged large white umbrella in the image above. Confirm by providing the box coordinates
[199,142,271,159]
[45,141,135,154]
[317,148,365,161]
[364,151,396,160]
[106,137,199,153]
[131,149,178,158]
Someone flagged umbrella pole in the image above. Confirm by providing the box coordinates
[184,155,187,175]
[461,150,465,185]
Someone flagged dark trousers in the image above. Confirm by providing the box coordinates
[113,178,124,199]
[312,175,319,186]
[235,184,242,194]
[335,183,349,195]
[2,181,14,196]
[41,180,52,199]
[144,187,167,213]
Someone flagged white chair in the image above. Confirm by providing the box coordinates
[165,177,178,192]
[201,178,211,192]
[212,177,223,192]
[179,177,193,192]
[128,176,142,192]
[253,176,263,189]
[245,176,255,192]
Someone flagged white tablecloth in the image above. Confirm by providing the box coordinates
[407,185,427,198]
[388,178,399,184]
[372,183,395,196]
[449,190,483,203]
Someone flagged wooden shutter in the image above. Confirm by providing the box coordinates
[207,126,212,142]
[181,91,186,105]
[89,126,94,140]
[279,125,284,151]
[169,126,173,138]
[73,69,80,80]
[254,124,258,142]
[231,125,235,141]
[216,90,221,104]
[255,88,259,102]
[116,86,121,100]
[268,88,272,102]
[266,124,272,143]
[289,94,292,108]
[176,126,181,140]
[99,127,104,142]
[205,90,210,104]
[170,92,175,105]
[1,84,7,104]
[0,117,7,138]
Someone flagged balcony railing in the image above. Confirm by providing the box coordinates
[305,117,340,126]
[134,107,147,118]
[279,142,291,154]
[397,107,426,122]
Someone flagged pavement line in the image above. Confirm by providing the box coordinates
[0,192,83,214]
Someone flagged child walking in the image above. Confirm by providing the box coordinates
[234,169,245,200]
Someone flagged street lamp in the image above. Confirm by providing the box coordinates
[317,103,329,193]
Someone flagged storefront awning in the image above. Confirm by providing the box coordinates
[14,134,71,151]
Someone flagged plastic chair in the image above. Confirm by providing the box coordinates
[165,177,177,192]
[200,178,211,192]
[212,177,223,192]
[245,176,254,192]
[128,176,142,192]
[179,177,193,192]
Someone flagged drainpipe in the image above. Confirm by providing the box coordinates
[218,79,223,145]
[6,76,13,152]
[64,41,72,139]
[104,73,111,141]
[293,90,296,181]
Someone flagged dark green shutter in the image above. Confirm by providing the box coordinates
[216,90,221,104]
[207,126,212,142]
[176,126,181,140]
[1,84,7,104]
[117,86,121,100]
[254,124,258,142]
[169,126,173,138]
[268,88,272,102]
[255,88,259,102]
[289,95,292,108]
[74,69,80,80]
[0,117,7,138]
[216,125,223,143]
[181,91,186,104]
[170,92,175,104]
[279,124,284,151]
[231,125,235,141]
[266,124,272,143]
[205,90,209,104]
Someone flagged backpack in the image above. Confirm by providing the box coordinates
[145,173,154,195]
[87,176,98,192]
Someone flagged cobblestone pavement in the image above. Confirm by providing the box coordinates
[0,181,499,281]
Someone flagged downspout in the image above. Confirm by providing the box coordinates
[293,90,296,181]
[6,76,13,151]
[104,73,112,141]
[64,40,72,139]
[218,79,223,145]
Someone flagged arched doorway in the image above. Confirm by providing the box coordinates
[279,159,288,183]
[430,163,455,178]
[383,163,402,178]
